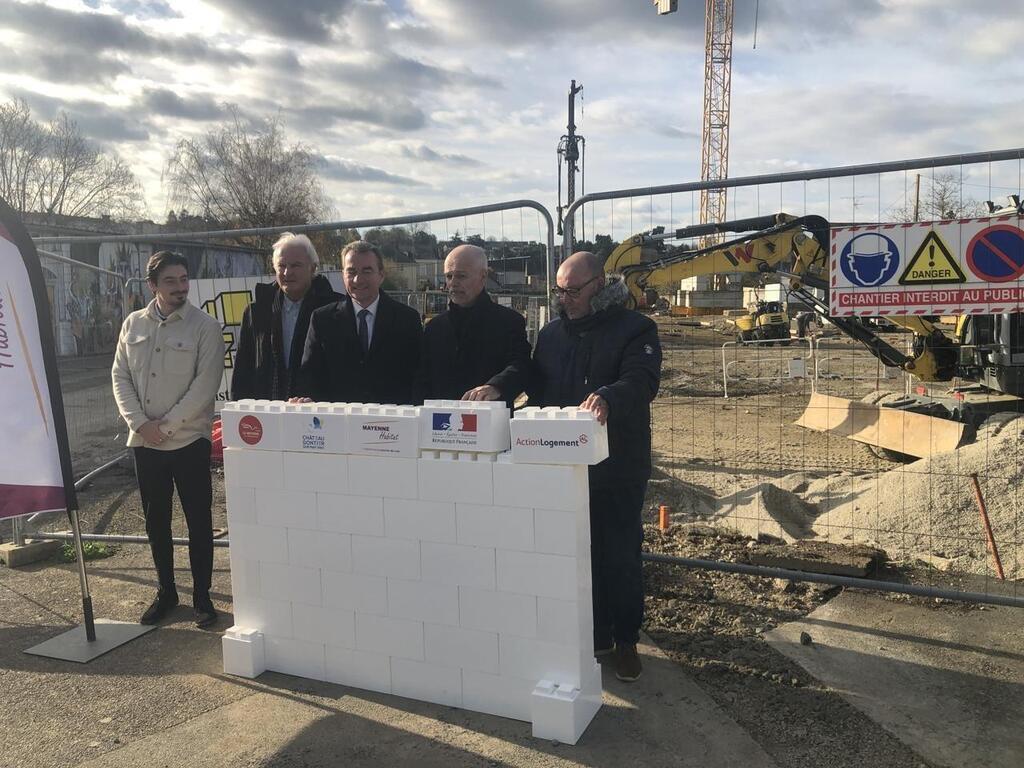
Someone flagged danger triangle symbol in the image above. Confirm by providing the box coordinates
[898,231,966,284]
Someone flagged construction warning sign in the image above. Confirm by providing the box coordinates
[898,231,965,284]
[831,214,1024,316]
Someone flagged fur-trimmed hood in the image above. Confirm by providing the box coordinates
[552,273,630,317]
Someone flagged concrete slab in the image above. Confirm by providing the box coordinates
[767,590,1024,768]
[74,635,779,768]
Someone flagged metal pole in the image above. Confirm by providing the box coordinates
[642,552,1024,609]
[11,516,25,546]
[35,530,231,548]
[68,509,96,641]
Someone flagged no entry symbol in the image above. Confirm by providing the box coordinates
[966,225,1024,282]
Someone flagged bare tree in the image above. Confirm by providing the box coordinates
[0,98,48,213]
[165,107,331,230]
[888,171,987,222]
[0,98,144,220]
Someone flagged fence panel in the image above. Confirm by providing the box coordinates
[565,148,1024,604]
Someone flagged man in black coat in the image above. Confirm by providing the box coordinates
[231,233,342,401]
[294,240,422,405]
[414,244,531,408]
[528,251,662,683]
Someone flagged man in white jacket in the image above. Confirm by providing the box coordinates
[112,251,224,628]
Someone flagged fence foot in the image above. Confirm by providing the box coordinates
[0,538,63,567]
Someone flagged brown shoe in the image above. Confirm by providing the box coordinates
[614,644,642,682]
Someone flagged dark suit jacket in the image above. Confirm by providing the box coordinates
[294,292,422,405]
[413,292,531,408]
[230,275,342,401]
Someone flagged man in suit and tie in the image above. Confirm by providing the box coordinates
[294,240,422,404]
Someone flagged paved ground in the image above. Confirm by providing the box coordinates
[767,591,1024,768]
[1,545,777,768]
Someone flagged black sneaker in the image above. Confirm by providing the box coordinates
[614,644,643,682]
[193,596,218,629]
[140,590,179,625]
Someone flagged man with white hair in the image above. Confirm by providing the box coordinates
[231,232,342,400]
[414,243,531,407]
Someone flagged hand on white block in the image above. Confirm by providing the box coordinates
[462,384,501,401]
[288,396,314,403]
[578,393,608,425]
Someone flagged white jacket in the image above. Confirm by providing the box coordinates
[112,299,224,450]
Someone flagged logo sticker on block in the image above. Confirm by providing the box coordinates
[238,415,263,445]
[420,401,509,452]
[510,408,609,465]
[347,406,420,457]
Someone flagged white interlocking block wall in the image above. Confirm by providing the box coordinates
[223,402,605,744]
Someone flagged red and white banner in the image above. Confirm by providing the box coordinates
[830,214,1024,316]
[0,198,76,519]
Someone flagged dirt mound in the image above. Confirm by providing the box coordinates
[813,425,1024,578]
[695,423,1024,579]
[715,482,818,542]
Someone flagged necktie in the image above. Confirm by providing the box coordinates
[358,308,370,354]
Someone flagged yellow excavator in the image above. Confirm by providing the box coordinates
[604,212,1024,460]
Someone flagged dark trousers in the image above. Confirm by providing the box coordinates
[133,438,214,602]
[590,481,647,648]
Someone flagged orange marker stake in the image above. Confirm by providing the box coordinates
[658,505,670,532]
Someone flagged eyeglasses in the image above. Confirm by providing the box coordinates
[551,275,599,298]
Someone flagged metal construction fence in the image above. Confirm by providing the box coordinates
[563,147,1024,607]
[16,153,1024,608]
[21,200,554,544]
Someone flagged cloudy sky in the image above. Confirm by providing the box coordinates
[1,0,1022,239]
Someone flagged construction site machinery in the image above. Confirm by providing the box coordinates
[605,212,1024,459]
[734,299,790,345]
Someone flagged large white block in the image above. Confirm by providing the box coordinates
[264,634,326,680]
[351,535,420,579]
[391,658,462,708]
[316,494,384,536]
[324,645,392,694]
[510,407,608,466]
[260,562,322,607]
[530,679,601,745]
[282,452,349,495]
[229,557,261,602]
[322,570,388,615]
[287,528,352,573]
[232,597,292,638]
[492,458,588,512]
[387,578,459,626]
[355,613,424,660]
[537,597,591,653]
[221,400,284,451]
[424,623,498,674]
[462,670,533,722]
[534,509,577,556]
[417,455,493,505]
[225,485,257,526]
[383,498,456,543]
[497,550,578,602]
[459,587,536,637]
[419,400,510,453]
[255,488,317,530]
[222,626,265,679]
[228,522,288,564]
[347,455,418,499]
[280,402,348,454]
[223,447,284,490]
[421,542,495,590]
[291,602,355,648]
[346,404,420,458]
[499,634,589,688]
[456,504,534,552]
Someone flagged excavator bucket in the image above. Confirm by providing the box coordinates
[795,392,966,459]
